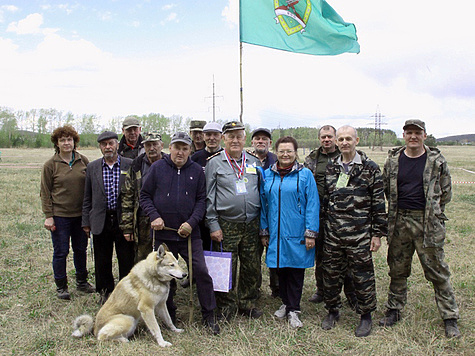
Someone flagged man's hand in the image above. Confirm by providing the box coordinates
[151,217,165,230]
[370,236,381,252]
[123,233,134,242]
[178,222,192,238]
[210,229,223,242]
[83,226,91,234]
[44,217,55,231]
[260,236,269,247]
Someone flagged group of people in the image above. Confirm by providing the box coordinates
[40,116,461,338]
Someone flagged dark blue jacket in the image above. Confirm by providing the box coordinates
[139,155,206,241]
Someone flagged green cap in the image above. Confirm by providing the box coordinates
[190,120,206,131]
[403,119,426,131]
[222,121,245,134]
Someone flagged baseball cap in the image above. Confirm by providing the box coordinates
[122,116,141,130]
[222,121,245,134]
[403,119,426,131]
[203,122,222,133]
[142,132,162,143]
[189,120,206,132]
[251,127,272,139]
[170,132,192,146]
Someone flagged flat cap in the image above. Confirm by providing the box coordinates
[222,121,245,134]
[142,132,162,143]
[97,131,118,143]
[170,131,192,146]
[190,120,206,131]
[203,122,222,133]
[403,119,426,131]
[122,116,141,130]
[251,127,272,139]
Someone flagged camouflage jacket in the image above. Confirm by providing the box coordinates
[119,153,156,242]
[304,146,340,199]
[324,150,387,243]
[383,145,451,247]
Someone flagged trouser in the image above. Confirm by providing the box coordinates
[278,268,305,313]
[386,209,459,320]
[258,243,280,294]
[159,238,217,317]
[198,219,211,252]
[314,230,355,300]
[135,216,152,263]
[323,237,376,315]
[93,212,135,296]
[214,217,261,312]
[51,216,88,280]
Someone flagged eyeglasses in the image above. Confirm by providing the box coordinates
[277,150,295,155]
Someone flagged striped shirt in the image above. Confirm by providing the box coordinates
[102,156,121,210]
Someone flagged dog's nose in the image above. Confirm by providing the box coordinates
[182,273,188,279]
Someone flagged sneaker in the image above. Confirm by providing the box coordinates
[238,308,263,319]
[355,314,372,337]
[379,309,401,327]
[288,311,303,329]
[444,319,461,338]
[274,304,287,319]
[308,291,324,304]
[322,311,339,330]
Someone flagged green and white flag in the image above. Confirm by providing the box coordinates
[240,0,360,55]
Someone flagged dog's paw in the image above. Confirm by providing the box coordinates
[172,328,184,333]
[158,340,172,347]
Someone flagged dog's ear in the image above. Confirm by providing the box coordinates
[157,244,166,259]
[161,243,169,252]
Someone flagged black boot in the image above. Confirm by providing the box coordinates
[54,277,70,300]
[379,309,401,327]
[202,311,220,335]
[355,313,372,337]
[76,272,95,293]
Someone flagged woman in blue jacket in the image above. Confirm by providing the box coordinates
[260,136,319,328]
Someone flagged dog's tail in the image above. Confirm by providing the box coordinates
[71,315,94,338]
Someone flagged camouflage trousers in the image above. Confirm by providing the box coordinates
[135,216,153,263]
[323,236,376,315]
[385,209,459,320]
[214,217,261,312]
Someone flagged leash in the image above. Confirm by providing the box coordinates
[88,231,94,262]
[152,229,156,251]
[188,235,193,323]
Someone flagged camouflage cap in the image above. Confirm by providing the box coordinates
[190,120,206,131]
[170,131,192,146]
[142,132,162,143]
[403,119,426,131]
[122,116,141,130]
[222,121,245,134]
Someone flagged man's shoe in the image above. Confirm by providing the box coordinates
[308,291,324,304]
[288,311,303,329]
[76,272,95,293]
[274,304,287,319]
[202,313,220,335]
[444,319,461,338]
[216,309,234,322]
[239,308,263,319]
[321,311,339,330]
[379,309,401,327]
[54,278,71,300]
[355,314,372,337]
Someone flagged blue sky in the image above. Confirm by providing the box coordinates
[0,0,474,137]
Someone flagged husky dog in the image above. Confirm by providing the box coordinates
[72,244,187,347]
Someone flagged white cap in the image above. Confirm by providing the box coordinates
[203,122,222,133]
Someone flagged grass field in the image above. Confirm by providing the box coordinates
[0,146,473,355]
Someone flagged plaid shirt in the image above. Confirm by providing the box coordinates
[102,155,121,210]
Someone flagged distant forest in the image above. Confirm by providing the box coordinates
[0,106,447,149]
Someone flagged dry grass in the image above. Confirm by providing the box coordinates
[0,146,473,355]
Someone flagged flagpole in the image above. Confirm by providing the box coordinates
[239,42,243,123]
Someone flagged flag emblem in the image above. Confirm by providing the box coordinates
[274,0,311,35]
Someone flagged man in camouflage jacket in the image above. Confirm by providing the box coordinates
[321,125,387,337]
[379,119,460,338]
[120,132,165,263]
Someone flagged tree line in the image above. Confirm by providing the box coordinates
[0,106,437,149]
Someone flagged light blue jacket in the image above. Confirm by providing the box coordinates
[260,162,319,269]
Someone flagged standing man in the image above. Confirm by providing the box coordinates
[379,119,460,338]
[118,116,144,159]
[205,121,263,320]
[82,131,135,304]
[305,125,356,308]
[321,125,387,337]
[120,132,165,263]
[191,122,223,168]
[140,132,219,335]
[250,127,279,298]
[189,120,206,153]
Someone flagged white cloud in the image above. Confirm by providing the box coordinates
[100,11,113,21]
[7,13,44,34]
[162,4,177,11]
[222,0,238,27]
[0,4,19,23]
[161,12,178,25]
